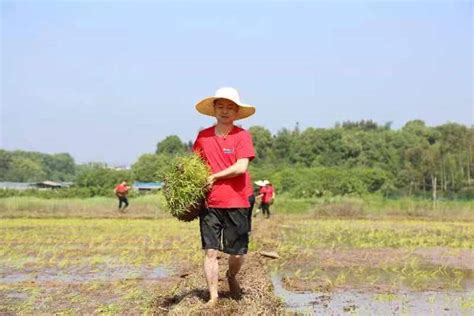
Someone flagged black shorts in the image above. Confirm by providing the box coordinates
[199,208,250,255]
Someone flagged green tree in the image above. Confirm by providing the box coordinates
[248,126,273,164]
[132,153,172,182]
[156,135,186,155]
[8,157,46,182]
[75,164,131,195]
[43,153,76,181]
[0,150,12,181]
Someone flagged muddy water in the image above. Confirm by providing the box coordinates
[0,265,169,284]
[272,274,474,315]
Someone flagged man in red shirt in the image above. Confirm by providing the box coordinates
[253,180,266,217]
[193,87,256,307]
[259,180,275,219]
[114,180,130,212]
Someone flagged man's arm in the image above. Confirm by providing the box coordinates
[208,158,249,184]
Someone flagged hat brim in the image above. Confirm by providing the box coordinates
[195,97,255,120]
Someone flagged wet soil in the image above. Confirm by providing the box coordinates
[273,274,474,315]
[152,252,284,315]
[151,217,285,314]
[2,215,473,314]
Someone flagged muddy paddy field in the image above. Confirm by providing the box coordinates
[0,196,473,314]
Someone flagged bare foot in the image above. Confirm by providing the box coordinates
[202,297,218,308]
[226,271,241,298]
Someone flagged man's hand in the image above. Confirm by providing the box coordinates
[204,175,215,192]
[207,174,216,186]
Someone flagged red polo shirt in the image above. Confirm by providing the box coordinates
[193,125,255,208]
[259,186,267,200]
[263,185,274,203]
[115,184,129,194]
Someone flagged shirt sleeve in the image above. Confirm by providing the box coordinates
[236,130,255,161]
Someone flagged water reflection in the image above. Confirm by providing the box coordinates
[272,273,474,315]
[1,265,170,284]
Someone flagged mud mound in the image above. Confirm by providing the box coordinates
[152,252,284,315]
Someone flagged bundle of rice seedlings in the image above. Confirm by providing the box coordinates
[163,154,211,222]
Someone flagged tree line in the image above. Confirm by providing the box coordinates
[0,150,76,182]
[1,120,473,199]
[132,120,473,199]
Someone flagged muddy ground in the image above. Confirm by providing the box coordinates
[152,218,285,315]
[2,215,473,314]
[152,252,284,315]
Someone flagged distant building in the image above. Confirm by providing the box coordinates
[35,181,72,189]
[110,165,131,171]
[133,181,163,192]
[0,181,73,190]
[0,182,36,190]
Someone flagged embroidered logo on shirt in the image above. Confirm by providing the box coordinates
[223,148,235,154]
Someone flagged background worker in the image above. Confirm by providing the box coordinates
[260,180,275,219]
[253,180,266,218]
[114,180,131,212]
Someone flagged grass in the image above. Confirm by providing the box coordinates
[0,194,166,218]
[273,193,474,220]
[272,217,474,292]
[278,219,474,248]
[1,192,472,220]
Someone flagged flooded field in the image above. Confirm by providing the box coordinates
[272,274,474,314]
[1,212,473,314]
[0,218,201,314]
[1,264,169,284]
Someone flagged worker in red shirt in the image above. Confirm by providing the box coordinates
[260,180,275,219]
[114,180,130,212]
[253,180,266,217]
[193,87,256,307]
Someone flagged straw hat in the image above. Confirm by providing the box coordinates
[195,87,256,120]
[254,180,265,186]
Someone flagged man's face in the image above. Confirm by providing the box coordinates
[214,99,239,124]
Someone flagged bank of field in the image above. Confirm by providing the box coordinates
[1,193,473,220]
[0,194,165,218]
[0,195,473,314]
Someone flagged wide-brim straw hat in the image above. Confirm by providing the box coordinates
[195,87,256,120]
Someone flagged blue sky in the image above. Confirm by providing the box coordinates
[1,0,472,165]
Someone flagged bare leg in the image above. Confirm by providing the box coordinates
[227,255,244,297]
[203,249,219,306]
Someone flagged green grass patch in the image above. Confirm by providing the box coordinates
[273,217,474,293]
[0,194,166,219]
[278,219,474,249]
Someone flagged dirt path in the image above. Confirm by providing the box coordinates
[152,218,285,315]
